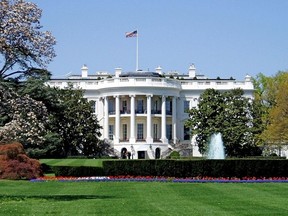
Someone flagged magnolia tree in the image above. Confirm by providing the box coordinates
[0,0,56,79]
[185,88,261,157]
[0,84,49,150]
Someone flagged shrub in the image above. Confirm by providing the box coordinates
[169,151,180,159]
[0,142,43,180]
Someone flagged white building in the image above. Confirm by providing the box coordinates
[48,65,254,159]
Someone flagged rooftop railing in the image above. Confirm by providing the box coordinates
[48,77,253,91]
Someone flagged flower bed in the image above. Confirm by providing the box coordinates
[30,176,288,183]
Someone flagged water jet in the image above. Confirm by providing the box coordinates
[207,133,225,159]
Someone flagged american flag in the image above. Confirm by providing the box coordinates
[125,30,137,38]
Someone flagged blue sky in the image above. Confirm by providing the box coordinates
[31,0,288,80]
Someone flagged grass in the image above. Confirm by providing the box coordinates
[40,158,104,167]
[0,180,287,216]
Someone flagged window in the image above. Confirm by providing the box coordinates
[166,99,172,115]
[122,124,127,140]
[137,123,144,140]
[109,125,114,140]
[122,100,127,113]
[184,100,190,113]
[184,126,190,140]
[152,100,160,114]
[137,99,144,113]
[153,124,158,140]
[166,124,172,141]
[108,99,115,114]
[154,100,158,110]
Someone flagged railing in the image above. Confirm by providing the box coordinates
[108,109,174,115]
[153,138,162,143]
[119,139,129,142]
[166,111,172,115]
[120,110,131,114]
[151,110,161,114]
[136,109,145,114]
[48,77,182,90]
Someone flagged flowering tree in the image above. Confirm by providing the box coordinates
[0,0,56,79]
[0,84,49,152]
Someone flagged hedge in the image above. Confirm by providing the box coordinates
[52,166,104,177]
[102,159,288,178]
[47,159,288,178]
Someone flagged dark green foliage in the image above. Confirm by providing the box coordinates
[52,166,104,177]
[17,77,105,158]
[169,151,180,159]
[185,88,262,157]
[102,159,288,178]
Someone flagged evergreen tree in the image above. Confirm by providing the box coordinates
[185,88,261,157]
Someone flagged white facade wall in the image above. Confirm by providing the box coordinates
[48,68,254,159]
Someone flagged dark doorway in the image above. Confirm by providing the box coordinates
[155,148,161,159]
[138,151,145,159]
[121,148,127,159]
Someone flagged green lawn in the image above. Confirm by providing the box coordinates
[0,180,287,216]
[40,158,104,167]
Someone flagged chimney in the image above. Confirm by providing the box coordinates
[155,66,162,75]
[188,64,196,78]
[245,74,252,82]
[81,64,88,78]
[115,68,122,77]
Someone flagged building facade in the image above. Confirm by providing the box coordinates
[48,65,254,159]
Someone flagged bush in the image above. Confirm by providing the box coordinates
[169,151,180,159]
[0,142,43,180]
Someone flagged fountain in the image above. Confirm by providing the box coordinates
[207,133,225,159]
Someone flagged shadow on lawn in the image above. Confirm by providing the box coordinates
[0,194,114,202]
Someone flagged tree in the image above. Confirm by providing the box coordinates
[55,86,103,157]
[17,77,107,158]
[0,83,49,152]
[0,0,56,80]
[0,141,42,179]
[257,72,288,155]
[185,88,261,157]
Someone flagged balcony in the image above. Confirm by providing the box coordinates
[120,109,131,114]
[136,109,145,114]
[109,109,173,115]
[153,138,161,143]
[151,110,161,114]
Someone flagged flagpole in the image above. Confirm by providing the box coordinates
[136,29,139,71]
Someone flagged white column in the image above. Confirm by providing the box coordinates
[172,96,177,144]
[161,95,168,143]
[115,95,120,143]
[146,94,153,143]
[130,95,136,143]
[104,97,109,139]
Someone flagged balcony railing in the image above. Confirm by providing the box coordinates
[120,109,131,114]
[153,138,161,143]
[151,110,161,114]
[136,109,145,114]
[109,109,173,115]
